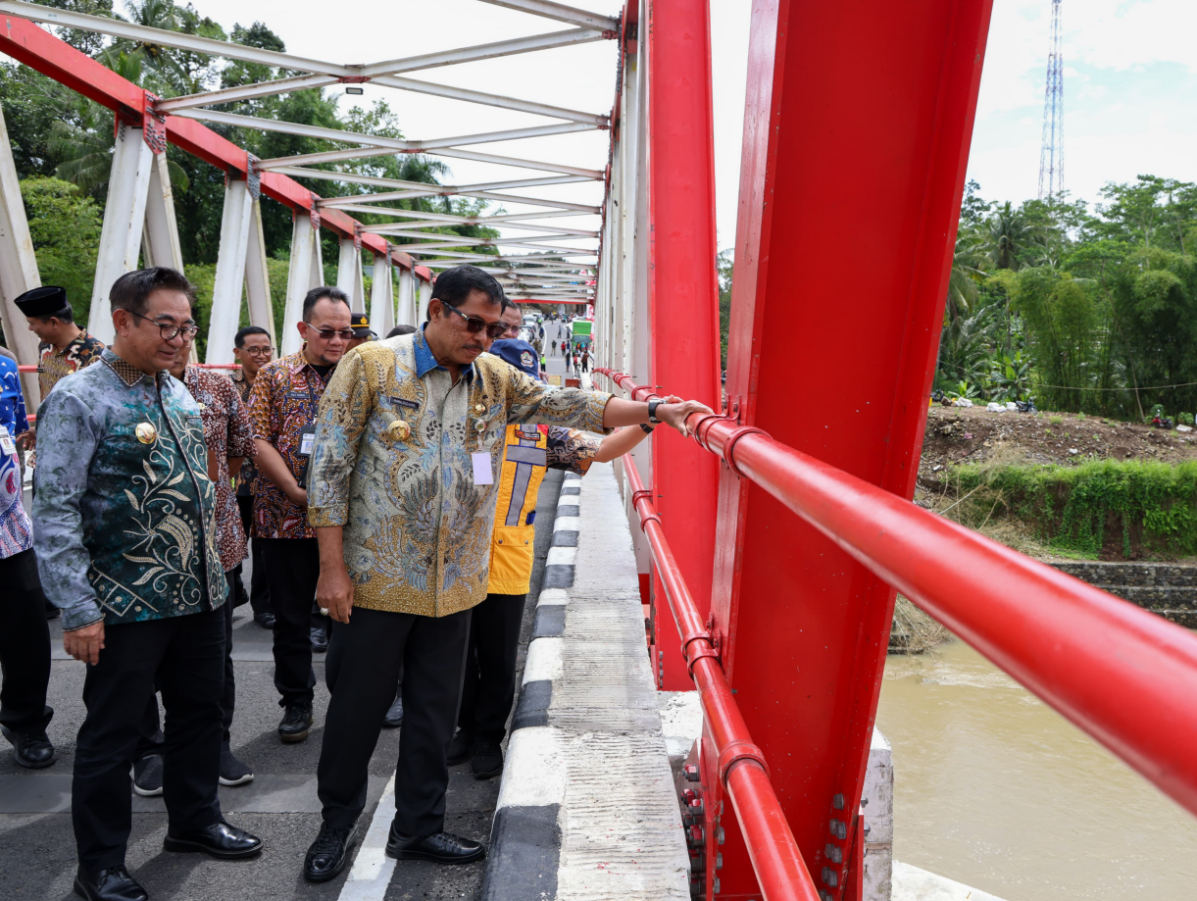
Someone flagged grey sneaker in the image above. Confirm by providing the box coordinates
[218,743,254,787]
[132,753,164,797]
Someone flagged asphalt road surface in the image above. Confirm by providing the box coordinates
[0,469,563,901]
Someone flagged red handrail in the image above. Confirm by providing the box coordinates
[623,454,818,901]
[598,367,1197,818]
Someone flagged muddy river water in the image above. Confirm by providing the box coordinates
[876,640,1197,900]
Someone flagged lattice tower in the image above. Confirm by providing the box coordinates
[1038,0,1064,199]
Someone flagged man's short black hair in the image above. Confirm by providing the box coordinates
[109,267,196,317]
[235,325,270,348]
[302,286,350,321]
[386,324,417,338]
[429,266,506,312]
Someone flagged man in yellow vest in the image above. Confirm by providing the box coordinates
[447,338,666,778]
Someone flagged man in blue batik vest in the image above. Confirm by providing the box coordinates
[34,268,262,901]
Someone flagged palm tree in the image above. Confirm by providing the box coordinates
[987,202,1033,271]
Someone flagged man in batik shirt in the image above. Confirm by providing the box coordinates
[170,331,257,788]
[13,285,104,401]
[298,265,711,883]
[247,286,352,744]
[34,268,262,901]
[230,326,274,629]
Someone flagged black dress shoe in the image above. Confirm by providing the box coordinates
[163,821,262,859]
[278,703,313,743]
[1,725,55,769]
[381,695,404,729]
[253,610,276,630]
[385,824,485,864]
[471,742,503,780]
[73,865,147,901]
[303,822,353,883]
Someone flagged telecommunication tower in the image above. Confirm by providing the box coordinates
[1038,0,1064,199]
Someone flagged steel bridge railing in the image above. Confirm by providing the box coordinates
[598,365,1197,897]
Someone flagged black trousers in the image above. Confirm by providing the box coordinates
[73,608,225,872]
[457,592,526,744]
[258,538,318,707]
[318,607,470,836]
[0,548,52,735]
[137,572,240,749]
[236,495,271,619]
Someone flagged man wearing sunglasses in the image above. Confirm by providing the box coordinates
[247,286,352,745]
[298,265,712,883]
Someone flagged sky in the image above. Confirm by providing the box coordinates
[42,0,1197,252]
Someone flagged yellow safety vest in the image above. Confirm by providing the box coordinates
[487,424,550,595]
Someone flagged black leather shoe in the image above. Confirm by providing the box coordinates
[163,821,262,859]
[471,742,503,780]
[303,822,353,883]
[253,611,276,630]
[381,695,404,729]
[278,703,313,743]
[385,825,485,864]
[446,730,474,766]
[1,724,56,769]
[73,865,147,901]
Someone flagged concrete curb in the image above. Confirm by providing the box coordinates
[484,465,690,901]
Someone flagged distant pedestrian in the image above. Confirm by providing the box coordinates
[34,267,262,901]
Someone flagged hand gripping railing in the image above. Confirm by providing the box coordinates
[622,453,819,901]
[597,367,1197,821]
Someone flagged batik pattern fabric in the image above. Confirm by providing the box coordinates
[0,355,29,439]
[307,328,611,618]
[247,352,330,540]
[184,366,255,572]
[231,368,261,499]
[37,331,104,398]
[0,433,31,560]
[32,350,227,631]
[545,426,601,475]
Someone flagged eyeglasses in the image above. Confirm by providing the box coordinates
[130,311,198,341]
[242,345,274,356]
[441,303,507,340]
[304,324,354,341]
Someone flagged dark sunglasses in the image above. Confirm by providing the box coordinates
[441,303,506,340]
[305,324,354,341]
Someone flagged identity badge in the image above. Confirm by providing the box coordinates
[299,425,316,457]
[0,425,14,456]
[471,451,494,485]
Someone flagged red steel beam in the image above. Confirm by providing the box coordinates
[623,453,818,901]
[0,12,423,275]
[599,368,1197,819]
[645,0,721,691]
[698,1,997,895]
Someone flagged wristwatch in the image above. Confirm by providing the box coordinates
[647,399,663,423]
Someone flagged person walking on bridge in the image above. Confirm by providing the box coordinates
[298,265,712,882]
[33,268,262,901]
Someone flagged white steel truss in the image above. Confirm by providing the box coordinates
[0,0,621,368]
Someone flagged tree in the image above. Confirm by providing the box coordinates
[20,177,104,326]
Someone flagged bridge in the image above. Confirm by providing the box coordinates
[2,2,1196,900]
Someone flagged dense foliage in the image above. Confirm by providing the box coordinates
[0,0,499,343]
[947,459,1197,559]
[938,177,1197,421]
